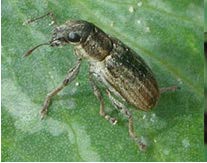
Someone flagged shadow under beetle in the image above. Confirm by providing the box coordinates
[24,12,178,151]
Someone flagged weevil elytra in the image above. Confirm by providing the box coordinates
[24,12,178,151]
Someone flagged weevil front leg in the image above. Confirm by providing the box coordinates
[106,89,147,151]
[40,58,82,119]
[89,72,117,125]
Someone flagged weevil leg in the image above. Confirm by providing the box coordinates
[23,12,57,26]
[106,89,147,151]
[89,72,117,125]
[160,85,180,93]
[40,58,82,119]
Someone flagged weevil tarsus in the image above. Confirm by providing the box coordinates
[23,12,57,25]
[40,58,82,119]
[89,71,118,125]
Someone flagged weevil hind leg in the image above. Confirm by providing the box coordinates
[40,58,82,119]
[106,89,147,151]
[89,72,117,125]
[160,85,180,94]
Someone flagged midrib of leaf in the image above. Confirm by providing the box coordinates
[71,0,203,97]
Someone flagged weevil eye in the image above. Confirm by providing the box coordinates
[68,32,81,42]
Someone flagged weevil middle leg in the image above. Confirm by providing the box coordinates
[106,89,147,151]
[40,58,82,119]
[89,72,118,125]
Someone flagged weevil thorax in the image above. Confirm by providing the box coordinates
[51,20,112,61]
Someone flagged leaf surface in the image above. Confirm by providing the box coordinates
[2,0,204,161]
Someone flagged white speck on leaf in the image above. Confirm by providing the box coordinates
[145,26,150,33]
[128,6,134,13]
[182,138,190,148]
[75,82,80,86]
[137,1,142,7]
[143,114,146,119]
[137,19,141,24]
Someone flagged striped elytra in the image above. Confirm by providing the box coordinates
[89,36,160,111]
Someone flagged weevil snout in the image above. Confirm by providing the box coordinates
[50,26,69,47]
[50,37,66,47]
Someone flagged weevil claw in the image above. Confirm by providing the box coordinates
[104,115,118,125]
[40,108,47,120]
[136,137,148,151]
[110,118,118,125]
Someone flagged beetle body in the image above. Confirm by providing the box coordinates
[51,20,160,110]
[25,18,164,150]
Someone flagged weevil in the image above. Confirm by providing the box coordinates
[24,12,178,151]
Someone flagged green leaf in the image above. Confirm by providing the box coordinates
[2,0,204,161]
[206,145,207,161]
[205,0,207,32]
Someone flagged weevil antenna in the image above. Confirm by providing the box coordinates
[23,12,57,25]
[23,42,50,57]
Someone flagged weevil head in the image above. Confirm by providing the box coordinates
[23,20,94,57]
[50,20,93,47]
